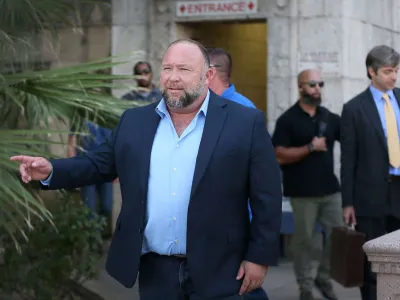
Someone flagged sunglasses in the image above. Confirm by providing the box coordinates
[210,64,221,68]
[302,81,324,88]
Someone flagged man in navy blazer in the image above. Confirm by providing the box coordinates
[11,39,282,300]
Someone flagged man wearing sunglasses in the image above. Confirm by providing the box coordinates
[272,69,342,300]
[122,61,163,103]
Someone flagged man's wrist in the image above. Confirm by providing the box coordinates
[307,143,314,153]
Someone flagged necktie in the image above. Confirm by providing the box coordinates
[383,93,400,168]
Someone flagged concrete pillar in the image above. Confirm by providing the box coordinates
[363,230,400,300]
[342,0,400,104]
[111,0,149,98]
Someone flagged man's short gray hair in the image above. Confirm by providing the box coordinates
[365,45,400,79]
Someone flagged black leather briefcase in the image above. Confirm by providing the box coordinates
[330,226,366,287]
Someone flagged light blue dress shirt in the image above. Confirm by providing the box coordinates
[42,91,210,257]
[370,85,400,175]
[142,91,210,255]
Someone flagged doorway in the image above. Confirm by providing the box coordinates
[176,21,268,114]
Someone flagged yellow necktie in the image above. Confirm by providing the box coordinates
[383,93,400,168]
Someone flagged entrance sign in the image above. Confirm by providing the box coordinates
[176,0,257,17]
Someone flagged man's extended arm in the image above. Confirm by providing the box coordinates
[247,111,282,267]
[43,111,127,190]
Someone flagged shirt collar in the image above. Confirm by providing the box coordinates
[369,85,395,100]
[156,89,210,118]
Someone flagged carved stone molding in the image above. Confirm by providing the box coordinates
[364,230,400,299]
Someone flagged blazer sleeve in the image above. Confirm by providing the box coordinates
[43,111,127,190]
[246,111,282,267]
[340,103,357,207]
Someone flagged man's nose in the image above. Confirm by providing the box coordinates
[168,69,180,81]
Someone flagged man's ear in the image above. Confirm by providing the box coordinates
[206,67,216,84]
[368,66,377,79]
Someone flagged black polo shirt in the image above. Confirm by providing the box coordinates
[272,102,340,197]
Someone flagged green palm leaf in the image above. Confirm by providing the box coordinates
[0,0,150,246]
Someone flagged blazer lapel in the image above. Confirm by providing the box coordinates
[139,104,161,197]
[360,88,387,150]
[191,92,227,198]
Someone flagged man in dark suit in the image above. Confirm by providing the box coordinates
[10,39,282,300]
[341,45,400,300]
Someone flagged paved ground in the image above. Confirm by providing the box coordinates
[83,252,361,300]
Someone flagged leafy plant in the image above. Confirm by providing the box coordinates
[0,0,143,244]
[0,192,106,300]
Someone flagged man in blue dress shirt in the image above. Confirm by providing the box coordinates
[341,45,400,300]
[11,39,282,300]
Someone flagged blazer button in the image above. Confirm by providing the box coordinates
[139,228,143,234]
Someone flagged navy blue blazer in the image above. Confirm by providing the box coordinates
[46,91,282,298]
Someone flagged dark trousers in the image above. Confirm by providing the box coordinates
[356,177,400,300]
[139,253,269,300]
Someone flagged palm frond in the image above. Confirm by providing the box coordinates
[1,57,146,130]
[0,0,151,247]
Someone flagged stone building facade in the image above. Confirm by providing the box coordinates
[112,0,400,132]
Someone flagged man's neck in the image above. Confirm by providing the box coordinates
[370,82,389,93]
[298,100,317,116]
[211,80,229,96]
[139,83,153,91]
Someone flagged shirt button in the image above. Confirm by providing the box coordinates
[173,217,177,221]
[173,168,177,172]
[175,239,179,244]
[172,192,176,196]
[176,144,179,148]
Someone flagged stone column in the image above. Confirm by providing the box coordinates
[111,0,149,98]
[363,230,400,300]
[111,0,151,228]
[342,0,400,103]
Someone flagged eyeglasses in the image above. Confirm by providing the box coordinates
[210,64,221,68]
[302,81,324,88]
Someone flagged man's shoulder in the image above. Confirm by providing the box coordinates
[120,102,159,120]
[221,95,260,116]
[230,92,256,108]
[121,90,137,100]
[276,103,299,122]
[344,88,369,109]
[211,92,261,121]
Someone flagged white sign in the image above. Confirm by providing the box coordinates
[176,0,257,17]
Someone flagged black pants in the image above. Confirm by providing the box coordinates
[356,177,400,300]
[138,253,269,300]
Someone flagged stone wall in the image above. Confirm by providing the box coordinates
[111,0,400,179]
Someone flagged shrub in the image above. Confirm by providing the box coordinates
[0,193,106,300]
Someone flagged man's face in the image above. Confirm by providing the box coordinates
[135,63,152,88]
[299,71,323,107]
[160,43,211,109]
[369,65,398,91]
